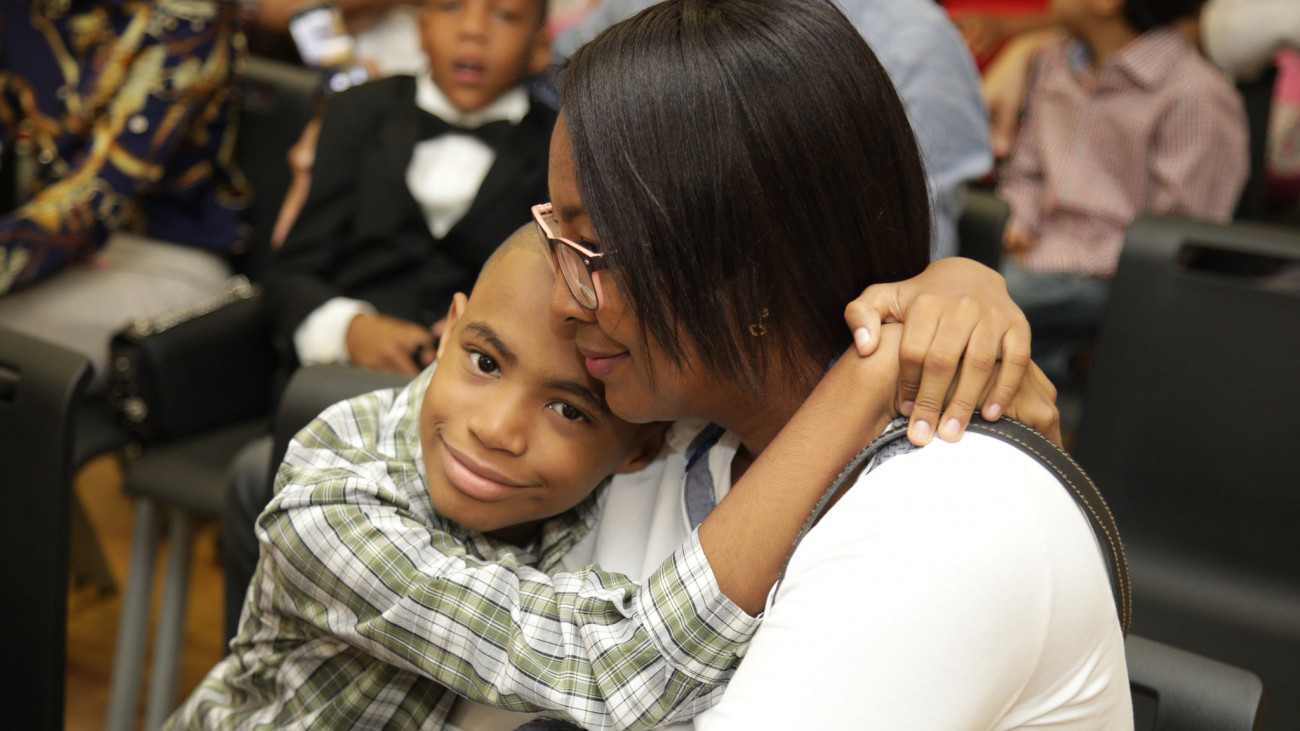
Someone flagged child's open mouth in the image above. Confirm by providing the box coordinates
[452,59,486,85]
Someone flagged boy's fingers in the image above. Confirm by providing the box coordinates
[385,347,422,377]
[937,321,1003,441]
[1009,364,1062,444]
[896,303,941,424]
[844,288,900,357]
[905,300,980,445]
[981,319,1032,420]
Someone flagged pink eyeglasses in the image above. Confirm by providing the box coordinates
[532,202,607,311]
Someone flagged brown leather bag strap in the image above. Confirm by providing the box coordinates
[780,417,1132,636]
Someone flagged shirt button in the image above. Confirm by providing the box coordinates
[128,115,149,135]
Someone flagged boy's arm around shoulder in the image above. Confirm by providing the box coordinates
[254,390,758,731]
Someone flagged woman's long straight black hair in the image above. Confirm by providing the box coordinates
[561,0,931,394]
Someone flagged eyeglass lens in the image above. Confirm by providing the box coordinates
[554,245,598,308]
[537,212,599,309]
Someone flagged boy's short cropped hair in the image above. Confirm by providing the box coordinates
[1123,0,1207,33]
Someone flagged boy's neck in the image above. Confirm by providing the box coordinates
[1073,18,1141,70]
[486,519,541,547]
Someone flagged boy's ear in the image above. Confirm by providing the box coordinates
[435,292,468,361]
[612,423,668,475]
[527,27,552,77]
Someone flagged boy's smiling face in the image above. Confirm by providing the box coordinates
[419,235,661,545]
[420,0,550,113]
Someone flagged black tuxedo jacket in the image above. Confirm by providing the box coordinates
[266,75,557,362]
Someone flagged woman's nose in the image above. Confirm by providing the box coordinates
[550,269,597,322]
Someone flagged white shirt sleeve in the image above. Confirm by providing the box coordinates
[292,296,376,365]
[694,435,1131,730]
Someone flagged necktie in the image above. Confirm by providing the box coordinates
[418,110,514,150]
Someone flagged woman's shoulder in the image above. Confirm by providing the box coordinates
[753,431,1130,729]
[821,430,1105,572]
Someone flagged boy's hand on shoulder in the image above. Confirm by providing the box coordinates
[346,312,436,376]
[843,257,1038,446]
[1002,362,1061,445]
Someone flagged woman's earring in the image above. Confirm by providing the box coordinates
[748,308,770,337]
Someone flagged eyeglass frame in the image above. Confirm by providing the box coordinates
[532,202,607,311]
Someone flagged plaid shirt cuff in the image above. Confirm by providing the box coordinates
[637,530,761,684]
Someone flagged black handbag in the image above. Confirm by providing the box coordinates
[107,275,278,442]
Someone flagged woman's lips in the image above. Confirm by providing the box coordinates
[440,442,527,502]
[582,351,630,379]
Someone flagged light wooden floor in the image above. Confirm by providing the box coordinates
[66,455,227,730]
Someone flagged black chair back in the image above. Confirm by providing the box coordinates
[1074,215,1300,580]
[1127,634,1265,731]
[957,188,1009,270]
[270,365,411,470]
[0,327,92,729]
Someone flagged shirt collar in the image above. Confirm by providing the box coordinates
[1115,27,1190,89]
[1071,27,1189,91]
[415,73,529,129]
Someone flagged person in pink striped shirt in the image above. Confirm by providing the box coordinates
[996,0,1248,375]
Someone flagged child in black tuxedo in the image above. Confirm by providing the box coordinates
[224,0,556,638]
[270,0,555,376]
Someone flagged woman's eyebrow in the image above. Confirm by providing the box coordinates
[557,203,585,224]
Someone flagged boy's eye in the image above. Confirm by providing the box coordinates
[470,351,500,377]
[546,401,589,423]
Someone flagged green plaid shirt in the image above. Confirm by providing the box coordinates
[169,367,758,730]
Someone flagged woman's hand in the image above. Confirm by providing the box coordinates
[844,257,1050,446]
